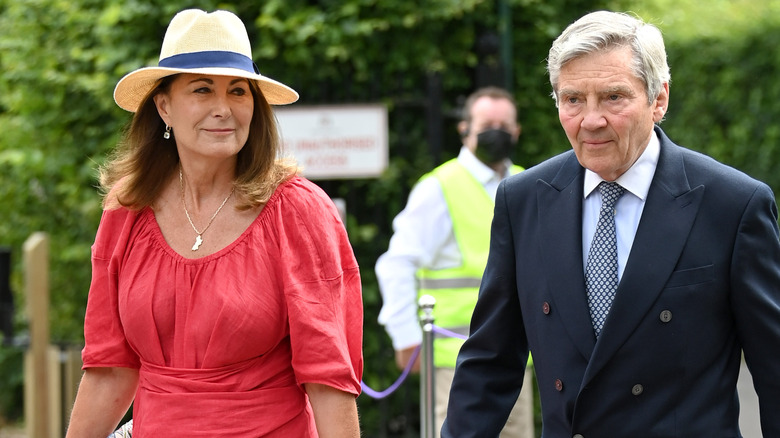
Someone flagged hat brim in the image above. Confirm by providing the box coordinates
[113,66,299,112]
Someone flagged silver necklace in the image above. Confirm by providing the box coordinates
[179,168,235,251]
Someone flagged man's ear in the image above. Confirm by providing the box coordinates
[652,83,670,123]
[513,123,522,140]
[458,120,470,138]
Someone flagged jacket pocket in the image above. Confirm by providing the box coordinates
[665,264,714,288]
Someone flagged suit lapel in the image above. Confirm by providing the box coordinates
[538,152,597,361]
[582,128,705,385]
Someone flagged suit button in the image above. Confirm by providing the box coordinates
[659,310,673,323]
[555,379,564,391]
[632,384,644,396]
[542,302,551,314]
[573,435,585,438]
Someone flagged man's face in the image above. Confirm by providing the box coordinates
[461,96,519,154]
[556,46,668,181]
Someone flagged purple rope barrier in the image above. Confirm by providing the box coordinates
[431,325,468,340]
[361,344,420,399]
[360,325,467,399]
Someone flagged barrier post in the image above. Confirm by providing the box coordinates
[418,294,436,438]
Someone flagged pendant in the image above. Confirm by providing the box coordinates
[192,234,203,251]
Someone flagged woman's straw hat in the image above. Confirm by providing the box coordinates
[113,9,299,112]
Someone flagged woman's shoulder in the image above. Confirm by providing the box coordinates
[275,175,326,195]
[262,176,347,238]
[92,202,144,260]
[270,176,334,211]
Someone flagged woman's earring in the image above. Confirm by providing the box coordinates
[164,125,171,140]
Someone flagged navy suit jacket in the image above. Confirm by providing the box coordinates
[443,127,780,437]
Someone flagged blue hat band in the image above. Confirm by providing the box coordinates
[159,51,260,74]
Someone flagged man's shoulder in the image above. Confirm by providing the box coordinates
[657,127,761,185]
[432,158,467,175]
[424,157,481,187]
[670,142,764,189]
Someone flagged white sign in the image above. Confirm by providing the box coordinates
[275,104,388,179]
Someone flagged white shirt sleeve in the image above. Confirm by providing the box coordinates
[375,175,460,350]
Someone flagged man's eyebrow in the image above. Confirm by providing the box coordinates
[557,88,580,96]
[557,86,636,97]
[602,85,634,95]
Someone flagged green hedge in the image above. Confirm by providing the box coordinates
[661,28,780,199]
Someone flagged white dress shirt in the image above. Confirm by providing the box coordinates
[582,132,660,281]
[376,147,511,350]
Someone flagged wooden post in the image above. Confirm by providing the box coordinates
[63,345,84,431]
[48,345,62,437]
[23,232,55,438]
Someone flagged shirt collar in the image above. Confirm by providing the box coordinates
[458,146,512,183]
[583,130,660,200]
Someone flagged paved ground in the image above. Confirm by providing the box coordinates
[0,425,23,438]
[738,359,762,437]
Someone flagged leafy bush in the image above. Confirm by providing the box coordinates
[661,29,780,200]
[0,344,23,422]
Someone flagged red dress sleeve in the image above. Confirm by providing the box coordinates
[275,178,364,396]
[81,207,141,369]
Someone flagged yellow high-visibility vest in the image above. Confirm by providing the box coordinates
[417,159,523,368]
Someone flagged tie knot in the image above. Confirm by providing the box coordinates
[598,181,625,208]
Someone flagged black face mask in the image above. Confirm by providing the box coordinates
[475,128,516,164]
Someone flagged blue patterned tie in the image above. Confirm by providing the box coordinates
[586,181,626,338]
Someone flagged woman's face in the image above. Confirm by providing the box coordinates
[154,74,255,162]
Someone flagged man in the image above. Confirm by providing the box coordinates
[376,87,534,437]
[443,11,780,437]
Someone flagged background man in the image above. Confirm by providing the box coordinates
[376,87,534,437]
[443,10,780,437]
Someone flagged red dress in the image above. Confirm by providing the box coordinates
[82,177,363,437]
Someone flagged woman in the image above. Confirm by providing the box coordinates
[65,9,363,437]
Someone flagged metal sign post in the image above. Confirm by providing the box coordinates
[418,294,436,438]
